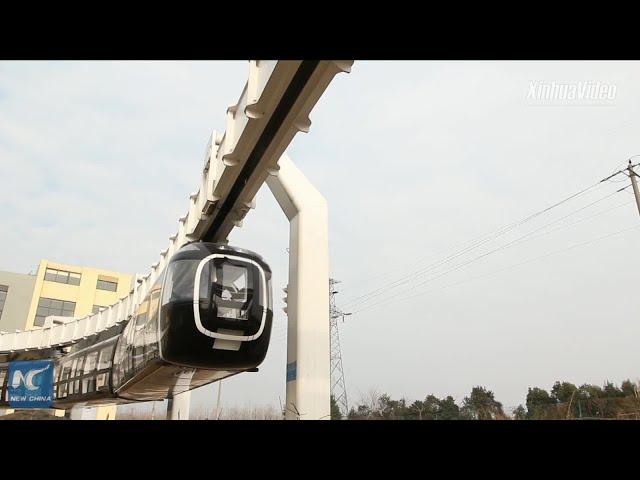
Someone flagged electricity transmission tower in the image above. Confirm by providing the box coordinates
[329,278,350,416]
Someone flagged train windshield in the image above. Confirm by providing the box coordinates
[162,259,207,304]
[160,244,272,343]
[162,257,258,312]
[211,262,252,320]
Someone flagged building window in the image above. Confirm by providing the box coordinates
[0,285,7,320]
[96,279,118,292]
[34,297,76,327]
[44,268,81,286]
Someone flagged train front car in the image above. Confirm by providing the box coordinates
[160,242,273,371]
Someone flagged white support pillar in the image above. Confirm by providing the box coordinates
[169,390,191,420]
[266,155,330,420]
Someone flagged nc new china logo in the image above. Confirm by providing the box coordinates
[11,363,50,390]
[7,360,54,408]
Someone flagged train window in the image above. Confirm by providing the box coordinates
[112,333,128,389]
[127,346,133,373]
[96,373,108,391]
[148,289,161,324]
[84,351,98,374]
[145,342,158,361]
[145,289,161,357]
[60,363,71,380]
[133,299,149,367]
[133,343,144,370]
[125,350,132,378]
[199,262,212,298]
[215,263,251,319]
[162,259,200,305]
[82,375,96,394]
[69,357,79,379]
[98,345,114,370]
[221,263,248,295]
[0,285,8,320]
[135,304,149,329]
[74,357,85,394]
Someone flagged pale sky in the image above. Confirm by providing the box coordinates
[1,61,639,415]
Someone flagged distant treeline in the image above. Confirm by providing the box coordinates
[334,379,640,420]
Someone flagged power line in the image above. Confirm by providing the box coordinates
[506,198,634,248]
[354,212,636,315]
[353,223,640,314]
[345,184,629,311]
[342,161,638,311]
[342,179,607,309]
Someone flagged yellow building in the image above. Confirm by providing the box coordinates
[25,260,132,330]
[21,259,132,420]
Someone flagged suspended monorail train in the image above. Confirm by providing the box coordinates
[0,242,273,408]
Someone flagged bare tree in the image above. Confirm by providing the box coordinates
[219,405,282,420]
